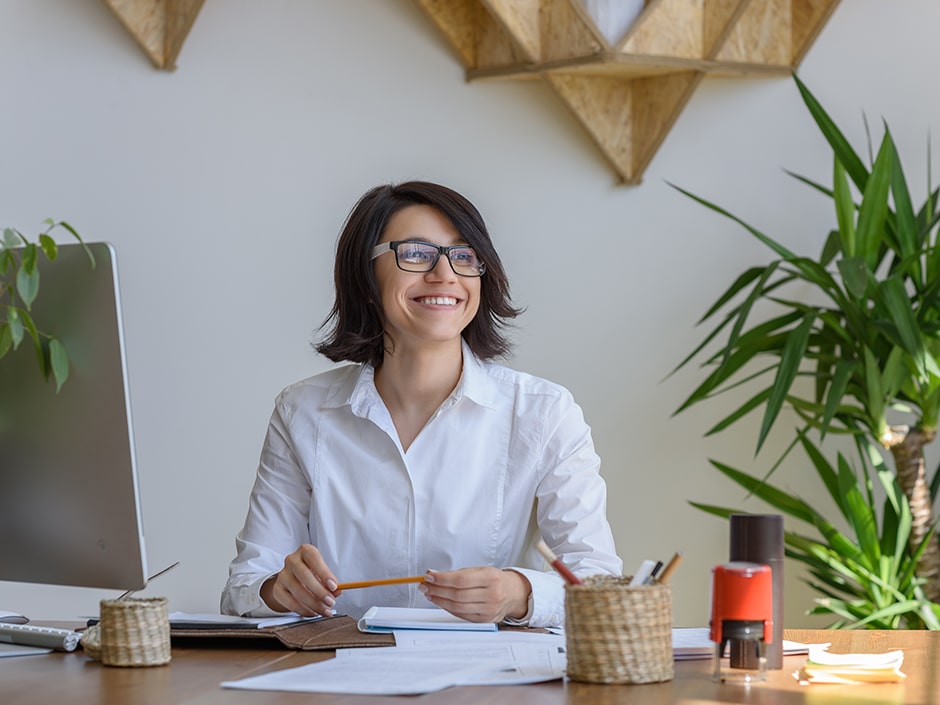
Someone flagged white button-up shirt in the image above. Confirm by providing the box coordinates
[221,344,622,627]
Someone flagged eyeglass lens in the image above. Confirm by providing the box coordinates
[395,242,483,276]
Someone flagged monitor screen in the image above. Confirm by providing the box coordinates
[0,241,148,591]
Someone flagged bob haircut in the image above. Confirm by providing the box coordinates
[316,181,522,368]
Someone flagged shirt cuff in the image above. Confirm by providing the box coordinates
[503,567,565,628]
[221,572,285,618]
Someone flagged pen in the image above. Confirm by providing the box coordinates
[336,575,426,590]
[657,551,683,584]
[644,560,664,585]
[536,539,584,586]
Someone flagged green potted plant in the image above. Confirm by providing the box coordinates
[671,74,940,628]
[1,219,92,391]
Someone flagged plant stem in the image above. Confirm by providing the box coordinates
[886,425,940,601]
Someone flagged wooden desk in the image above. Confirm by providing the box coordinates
[2,629,937,705]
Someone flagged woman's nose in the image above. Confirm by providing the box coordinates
[425,253,456,280]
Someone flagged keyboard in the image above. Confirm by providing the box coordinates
[0,622,81,651]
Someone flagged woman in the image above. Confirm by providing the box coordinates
[221,181,621,627]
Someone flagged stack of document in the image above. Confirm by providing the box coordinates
[796,644,906,684]
[167,612,319,629]
[672,627,809,661]
[222,607,566,695]
[358,606,497,633]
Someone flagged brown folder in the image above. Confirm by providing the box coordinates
[169,615,395,650]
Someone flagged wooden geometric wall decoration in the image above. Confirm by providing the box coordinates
[415,0,841,184]
[102,0,205,71]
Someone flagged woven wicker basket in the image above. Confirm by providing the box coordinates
[91,597,171,667]
[564,575,673,684]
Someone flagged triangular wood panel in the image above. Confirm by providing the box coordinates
[483,0,542,63]
[618,0,704,59]
[714,0,793,66]
[104,0,204,70]
[415,0,841,184]
[548,71,700,184]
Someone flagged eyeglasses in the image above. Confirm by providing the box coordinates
[370,240,486,277]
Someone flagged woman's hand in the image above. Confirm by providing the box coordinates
[260,544,341,618]
[419,567,531,623]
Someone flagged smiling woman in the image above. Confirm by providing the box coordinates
[221,181,623,629]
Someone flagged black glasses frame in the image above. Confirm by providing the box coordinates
[370,240,486,277]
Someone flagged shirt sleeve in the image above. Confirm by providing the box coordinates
[220,402,312,617]
[521,388,623,628]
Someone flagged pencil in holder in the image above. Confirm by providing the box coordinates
[95,597,171,667]
[564,575,673,684]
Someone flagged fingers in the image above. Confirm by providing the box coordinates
[421,569,490,621]
[420,567,530,623]
[262,545,340,618]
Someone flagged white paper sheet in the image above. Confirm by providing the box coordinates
[221,652,506,695]
[221,629,567,694]
[168,612,320,629]
[384,630,566,685]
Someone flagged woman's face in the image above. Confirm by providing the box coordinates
[373,204,481,353]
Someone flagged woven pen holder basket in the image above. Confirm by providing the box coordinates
[93,597,171,667]
[565,575,673,684]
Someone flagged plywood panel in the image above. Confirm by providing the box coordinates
[619,0,703,60]
[415,0,485,67]
[104,0,164,68]
[791,0,840,64]
[413,0,841,184]
[702,0,750,58]
[483,0,542,61]
[164,0,204,70]
[631,71,702,176]
[714,0,792,66]
[540,0,603,62]
[103,0,204,70]
[546,73,636,181]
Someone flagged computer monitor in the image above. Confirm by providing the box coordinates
[0,241,148,591]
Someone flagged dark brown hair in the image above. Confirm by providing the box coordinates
[316,181,522,367]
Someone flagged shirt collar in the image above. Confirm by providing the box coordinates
[326,339,500,414]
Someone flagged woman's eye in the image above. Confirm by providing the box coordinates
[402,247,432,261]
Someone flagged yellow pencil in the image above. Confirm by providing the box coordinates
[657,552,684,584]
[336,575,426,590]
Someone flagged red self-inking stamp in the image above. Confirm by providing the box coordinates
[709,562,773,683]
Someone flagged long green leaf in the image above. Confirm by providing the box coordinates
[697,267,766,325]
[757,311,816,453]
[820,360,854,440]
[705,387,772,436]
[881,275,933,379]
[798,435,846,516]
[837,257,867,299]
[833,157,857,258]
[886,129,921,282]
[675,341,776,414]
[837,455,880,568]
[862,347,886,431]
[668,183,799,260]
[793,73,869,192]
[855,134,893,271]
[708,460,818,524]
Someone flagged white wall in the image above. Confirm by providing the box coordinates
[2,0,937,629]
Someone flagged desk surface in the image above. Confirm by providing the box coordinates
[3,629,938,705]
